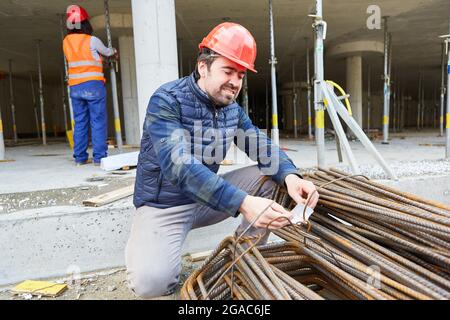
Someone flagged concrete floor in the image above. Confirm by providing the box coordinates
[1,129,448,194]
[0,129,449,290]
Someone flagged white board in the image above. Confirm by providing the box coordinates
[100,151,139,171]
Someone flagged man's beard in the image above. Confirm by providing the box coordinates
[208,84,239,107]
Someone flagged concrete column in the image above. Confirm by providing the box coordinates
[131,0,179,137]
[118,35,140,146]
[346,55,363,127]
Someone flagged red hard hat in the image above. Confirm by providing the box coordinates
[66,5,89,24]
[199,22,257,73]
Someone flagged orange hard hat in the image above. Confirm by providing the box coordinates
[66,5,89,24]
[199,22,257,73]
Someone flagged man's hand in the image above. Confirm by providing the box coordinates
[285,174,319,209]
[110,48,119,61]
[239,195,293,230]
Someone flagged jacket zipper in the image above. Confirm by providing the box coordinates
[212,107,219,129]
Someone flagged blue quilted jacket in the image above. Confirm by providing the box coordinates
[133,73,299,217]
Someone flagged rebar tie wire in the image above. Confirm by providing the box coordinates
[205,173,370,300]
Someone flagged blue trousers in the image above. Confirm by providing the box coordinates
[70,80,108,163]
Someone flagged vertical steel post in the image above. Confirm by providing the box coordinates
[382,17,390,144]
[392,76,396,133]
[367,65,371,134]
[446,26,450,158]
[8,60,18,143]
[104,0,123,152]
[440,42,446,137]
[178,39,183,77]
[305,37,313,139]
[37,40,46,145]
[292,57,298,138]
[417,73,421,131]
[0,87,5,160]
[60,14,74,131]
[265,80,269,130]
[242,74,249,115]
[312,0,326,166]
[30,73,40,139]
[268,0,279,146]
[60,71,69,134]
[421,82,425,129]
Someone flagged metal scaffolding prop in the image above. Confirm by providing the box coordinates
[60,14,75,137]
[310,0,326,167]
[367,65,371,134]
[440,24,450,158]
[242,74,249,115]
[305,38,313,140]
[8,60,18,143]
[60,71,69,136]
[104,0,123,152]
[440,43,446,137]
[30,73,41,139]
[36,40,46,146]
[0,93,4,160]
[382,17,391,144]
[181,169,450,300]
[309,0,396,180]
[292,57,298,138]
[268,0,279,146]
[417,73,422,131]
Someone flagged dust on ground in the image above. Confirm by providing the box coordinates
[0,256,200,300]
[0,173,135,214]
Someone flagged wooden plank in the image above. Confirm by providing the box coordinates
[83,185,134,207]
[189,250,213,262]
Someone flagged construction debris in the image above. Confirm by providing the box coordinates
[181,168,450,300]
[100,151,138,171]
[11,280,67,297]
[82,185,134,207]
[189,250,214,262]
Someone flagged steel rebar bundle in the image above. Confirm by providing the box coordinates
[180,168,450,300]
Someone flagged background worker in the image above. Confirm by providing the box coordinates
[126,22,319,298]
[63,4,118,165]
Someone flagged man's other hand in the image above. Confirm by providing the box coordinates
[239,195,292,230]
[285,174,319,209]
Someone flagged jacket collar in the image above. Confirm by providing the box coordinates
[187,72,214,106]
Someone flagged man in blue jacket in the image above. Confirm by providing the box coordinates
[126,22,319,298]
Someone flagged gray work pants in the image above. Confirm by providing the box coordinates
[125,165,277,299]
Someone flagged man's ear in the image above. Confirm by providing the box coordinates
[197,61,207,78]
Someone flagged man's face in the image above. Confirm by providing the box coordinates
[198,56,246,107]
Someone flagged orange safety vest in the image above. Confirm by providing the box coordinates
[63,34,105,86]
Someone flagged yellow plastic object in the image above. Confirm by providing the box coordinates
[11,280,67,297]
[66,130,74,149]
[325,80,352,116]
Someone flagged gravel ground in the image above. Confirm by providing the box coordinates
[297,158,450,180]
[333,158,450,180]
[0,174,135,214]
[0,255,200,300]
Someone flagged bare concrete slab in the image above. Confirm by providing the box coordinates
[1,130,449,286]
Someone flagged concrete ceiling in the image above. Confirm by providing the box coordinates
[0,0,448,97]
